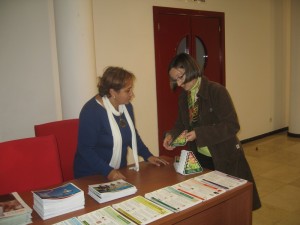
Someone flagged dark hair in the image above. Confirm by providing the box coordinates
[168,53,202,90]
[98,66,135,97]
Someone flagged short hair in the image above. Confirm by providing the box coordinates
[168,53,202,90]
[98,66,135,97]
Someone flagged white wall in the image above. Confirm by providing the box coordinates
[0,0,61,141]
[0,0,290,160]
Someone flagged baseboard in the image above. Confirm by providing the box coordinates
[287,132,300,138]
[241,127,288,144]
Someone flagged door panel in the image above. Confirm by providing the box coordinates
[191,16,225,84]
[153,7,225,157]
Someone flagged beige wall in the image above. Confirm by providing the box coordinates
[0,0,290,160]
[93,0,290,158]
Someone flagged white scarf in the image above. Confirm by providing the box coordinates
[102,96,139,171]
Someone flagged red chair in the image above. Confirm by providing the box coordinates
[34,119,79,181]
[0,135,63,195]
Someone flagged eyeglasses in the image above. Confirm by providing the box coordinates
[170,72,186,84]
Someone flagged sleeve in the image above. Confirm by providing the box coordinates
[126,104,153,161]
[167,92,189,140]
[194,84,240,147]
[76,103,113,177]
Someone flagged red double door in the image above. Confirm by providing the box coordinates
[153,7,225,157]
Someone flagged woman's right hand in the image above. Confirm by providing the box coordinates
[163,134,175,150]
[107,169,126,181]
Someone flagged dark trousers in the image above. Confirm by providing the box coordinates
[195,152,215,170]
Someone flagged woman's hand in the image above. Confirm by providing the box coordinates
[147,156,169,166]
[163,134,175,150]
[185,130,196,142]
[107,169,126,181]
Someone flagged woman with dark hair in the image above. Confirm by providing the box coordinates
[163,53,261,210]
[74,66,168,181]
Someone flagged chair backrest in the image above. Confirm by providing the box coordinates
[0,135,63,195]
[34,119,79,181]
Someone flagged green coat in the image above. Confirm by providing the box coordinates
[169,76,261,210]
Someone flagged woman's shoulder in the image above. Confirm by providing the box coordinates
[80,96,105,115]
[124,102,134,114]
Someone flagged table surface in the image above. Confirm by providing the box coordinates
[19,156,252,225]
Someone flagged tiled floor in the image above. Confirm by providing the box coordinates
[243,131,300,225]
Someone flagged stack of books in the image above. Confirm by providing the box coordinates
[88,179,137,203]
[0,192,32,225]
[33,183,85,220]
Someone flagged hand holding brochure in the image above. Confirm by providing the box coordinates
[169,130,188,147]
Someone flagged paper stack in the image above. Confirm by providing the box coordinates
[0,192,32,225]
[33,183,85,220]
[88,179,137,203]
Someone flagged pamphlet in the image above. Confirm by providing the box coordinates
[169,130,187,147]
[174,150,203,175]
[145,186,201,212]
[112,196,173,225]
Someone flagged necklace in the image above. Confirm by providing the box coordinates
[119,113,127,128]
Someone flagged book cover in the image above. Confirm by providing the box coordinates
[0,192,32,218]
[0,192,32,225]
[89,179,136,195]
[33,183,82,201]
[88,179,137,203]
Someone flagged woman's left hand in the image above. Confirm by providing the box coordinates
[185,130,196,142]
[147,156,169,166]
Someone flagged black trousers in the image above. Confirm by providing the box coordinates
[195,151,215,170]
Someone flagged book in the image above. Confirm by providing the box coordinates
[174,150,203,175]
[0,192,32,225]
[88,179,137,203]
[169,130,187,147]
[194,170,247,191]
[145,186,202,212]
[33,183,85,220]
[77,206,137,225]
[112,196,173,225]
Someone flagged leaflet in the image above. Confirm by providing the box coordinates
[112,196,173,225]
[77,206,136,225]
[172,178,225,201]
[145,186,201,212]
[194,170,247,191]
